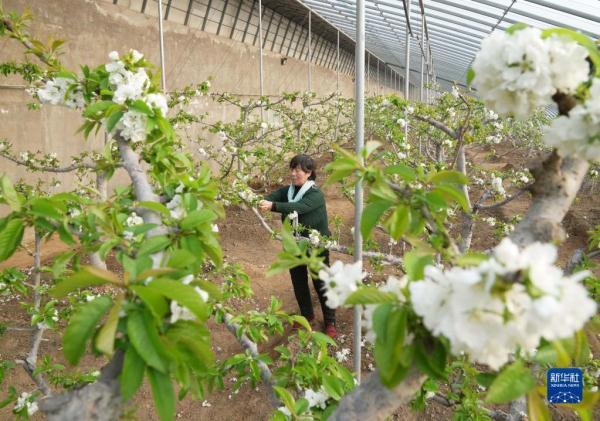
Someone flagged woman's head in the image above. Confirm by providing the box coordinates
[289,154,316,186]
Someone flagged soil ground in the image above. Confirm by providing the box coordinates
[1,142,598,420]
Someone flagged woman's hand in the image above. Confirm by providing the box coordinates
[258,200,273,211]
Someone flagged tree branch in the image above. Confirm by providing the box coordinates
[223,313,280,407]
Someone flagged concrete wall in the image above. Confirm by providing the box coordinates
[0,0,400,189]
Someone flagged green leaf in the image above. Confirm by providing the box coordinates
[120,345,145,401]
[130,285,169,321]
[0,219,24,261]
[403,251,434,281]
[30,198,64,219]
[361,200,392,239]
[414,338,447,379]
[373,304,411,387]
[506,22,529,35]
[466,68,475,86]
[63,296,112,365]
[146,278,209,321]
[427,170,468,186]
[384,164,416,181]
[0,175,21,211]
[137,201,170,217]
[95,295,124,356]
[147,367,175,421]
[573,330,590,366]
[50,266,120,297]
[180,209,216,230]
[435,185,470,212]
[345,287,397,305]
[83,100,114,119]
[137,235,171,257]
[105,110,124,133]
[273,386,295,410]
[386,205,411,240]
[130,99,154,116]
[127,310,168,372]
[527,390,551,421]
[168,249,198,269]
[485,360,536,404]
[322,374,344,400]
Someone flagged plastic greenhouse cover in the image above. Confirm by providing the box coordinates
[300,0,600,89]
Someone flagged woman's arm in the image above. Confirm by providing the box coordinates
[264,187,286,203]
[271,189,324,215]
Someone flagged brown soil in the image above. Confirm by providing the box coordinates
[1,142,598,420]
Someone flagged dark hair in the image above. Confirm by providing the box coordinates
[290,154,316,180]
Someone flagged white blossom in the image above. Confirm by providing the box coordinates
[451,86,459,98]
[543,78,600,161]
[115,110,148,142]
[409,239,597,370]
[308,229,320,247]
[336,347,351,362]
[473,28,554,119]
[277,407,292,418]
[126,212,143,227]
[14,392,38,416]
[167,194,185,219]
[304,388,329,409]
[145,93,169,116]
[201,400,211,407]
[130,49,144,63]
[108,51,119,61]
[123,230,135,241]
[491,176,505,197]
[112,68,149,104]
[546,35,590,94]
[319,260,365,308]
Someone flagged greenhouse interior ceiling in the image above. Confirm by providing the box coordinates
[298,0,600,90]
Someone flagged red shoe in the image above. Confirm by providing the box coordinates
[324,323,337,339]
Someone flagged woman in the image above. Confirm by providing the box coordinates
[258,154,337,339]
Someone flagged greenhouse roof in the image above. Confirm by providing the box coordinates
[298,0,600,90]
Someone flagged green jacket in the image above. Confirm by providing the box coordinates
[265,185,331,237]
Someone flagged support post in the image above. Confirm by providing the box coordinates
[404,0,411,135]
[157,0,166,91]
[308,11,312,92]
[354,0,365,383]
[420,14,425,102]
[336,30,340,93]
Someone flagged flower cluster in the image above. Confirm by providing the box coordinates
[473,28,589,119]
[304,387,329,409]
[319,260,365,308]
[37,77,84,109]
[362,275,407,343]
[13,392,38,416]
[409,238,597,369]
[544,78,600,160]
[491,176,506,197]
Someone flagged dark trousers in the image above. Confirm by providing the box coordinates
[289,251,335,325]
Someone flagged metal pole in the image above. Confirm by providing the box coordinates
[420,15,425,102]
[377,59,379,96]
[258,0,264,124]
[157,0,166,91]
[336,30,340,93]
[367,53,370,95]
[308,11,312,92]
[354,0,365,383]
[404,0,411,136]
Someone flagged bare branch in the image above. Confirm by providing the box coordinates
[412,115,459,140]
[0,152,100,173]
[223,313,280,407]
[329,368,426,420]
[511,151,589,246]
[474,188,529,211]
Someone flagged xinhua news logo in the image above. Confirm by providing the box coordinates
[547,368,583,404]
